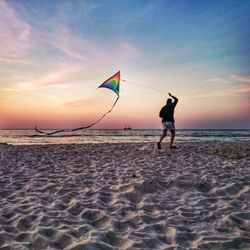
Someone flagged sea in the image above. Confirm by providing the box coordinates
[0,129,249,145]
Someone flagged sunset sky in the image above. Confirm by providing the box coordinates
[1,0,250,129]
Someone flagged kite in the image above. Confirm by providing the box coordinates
[35,71,120,135]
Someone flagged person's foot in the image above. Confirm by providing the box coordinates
[170,145,177,149]
[157,142,161,149]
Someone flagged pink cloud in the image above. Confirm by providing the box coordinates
[43,25,106,61]
[236,87,250,93]
[230,75,250,94]
[2,64,83,92]
[64,99,96,108]
[41,25,141,64]
[0,1,31,57]
[37,65,83,87]
[206,74,250,96]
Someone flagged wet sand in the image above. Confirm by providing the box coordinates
[0,141,249,249]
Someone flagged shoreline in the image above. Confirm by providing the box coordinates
[0,141,249,249]
[1,129,250,146]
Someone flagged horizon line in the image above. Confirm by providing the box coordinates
[0,128,250,130]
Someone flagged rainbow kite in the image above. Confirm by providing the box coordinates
[98,71,120,96]
[35,71,120,135]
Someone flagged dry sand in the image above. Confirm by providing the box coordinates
[0,141,249,250]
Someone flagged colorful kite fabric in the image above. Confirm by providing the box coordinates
[35,71,120,136]
[98,71,120,96]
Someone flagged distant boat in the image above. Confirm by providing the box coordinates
[124,125,132,130]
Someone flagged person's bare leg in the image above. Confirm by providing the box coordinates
[158,129,167,149]
[170,129,176,148]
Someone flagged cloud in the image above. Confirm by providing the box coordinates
[184,90,233,99]
[230,75,250,83]
[3,87,35,92]
[230,75,250,94]
[2,64,83,92]
[0,2,142,97]
[43,27,142,65]
[64,99,96,108]
[207,75,250,84]
[199,74,250,99]
[120,41,141,59]
[42,25,106,62]
[37,65,83,87]
[0,0,141,73]
[0,1,31,58]
[236,87,250,93]
[206,78,231,84]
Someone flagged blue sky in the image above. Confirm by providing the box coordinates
[1,0,250,128]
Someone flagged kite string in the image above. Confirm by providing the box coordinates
[121,79,168,94]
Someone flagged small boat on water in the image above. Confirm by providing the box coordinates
[124,125,132,130]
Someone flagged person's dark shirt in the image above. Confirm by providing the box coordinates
[159,97,178,122]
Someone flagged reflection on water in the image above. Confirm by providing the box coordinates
[0,129,249,145]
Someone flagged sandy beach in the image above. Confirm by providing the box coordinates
[0,141,249,249]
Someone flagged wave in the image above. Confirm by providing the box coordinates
[1,129,249,145]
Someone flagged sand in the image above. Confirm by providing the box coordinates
[0,141,249,250]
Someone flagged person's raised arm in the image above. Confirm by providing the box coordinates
[168,93,178,105]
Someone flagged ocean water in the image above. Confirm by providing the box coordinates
[0,129,249,145]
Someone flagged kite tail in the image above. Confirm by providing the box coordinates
[72,96,119,131]
[35,126,47,134]
[35,96,119,135]
[35,126,66,136]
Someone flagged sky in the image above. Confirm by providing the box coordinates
[0,0,250,129]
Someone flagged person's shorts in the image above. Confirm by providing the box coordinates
[162,122,175,131]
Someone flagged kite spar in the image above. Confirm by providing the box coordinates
[35,71,120,136]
